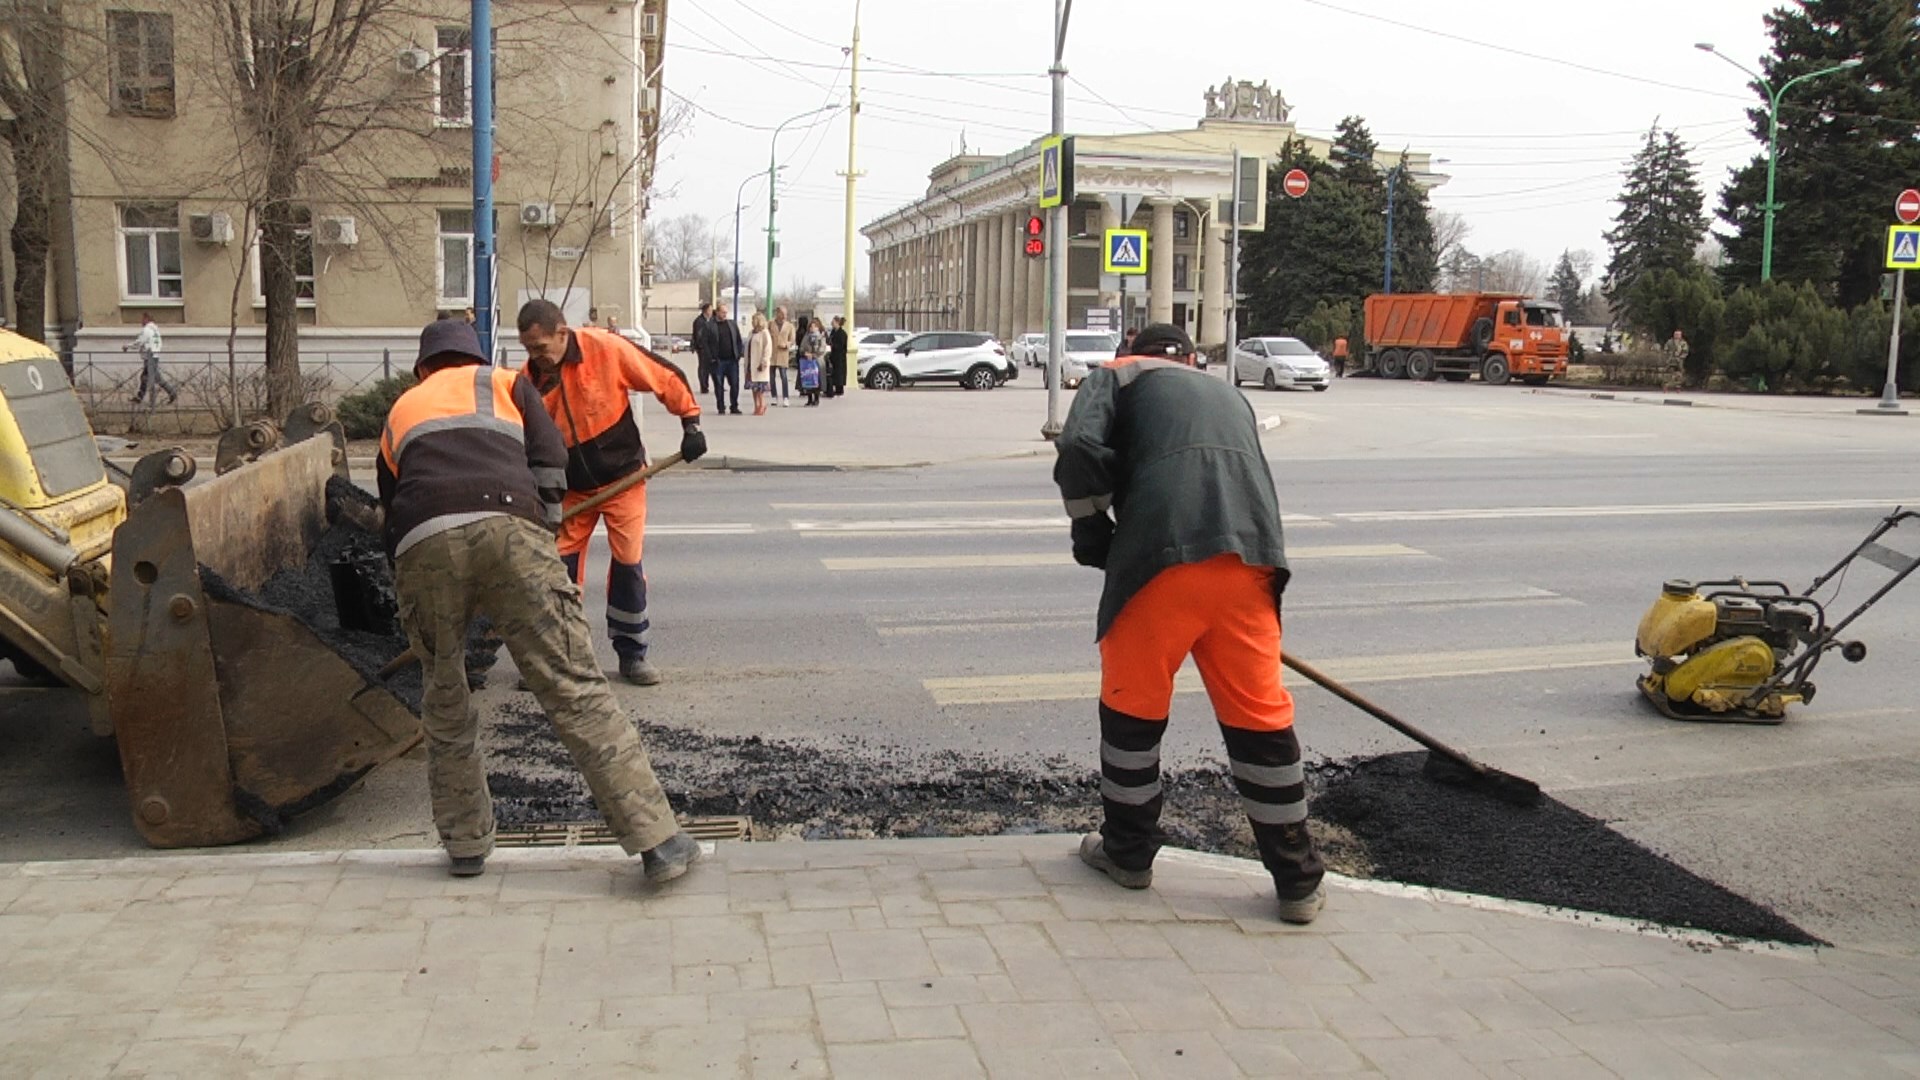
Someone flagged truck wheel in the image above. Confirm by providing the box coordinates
[1407,349,1437,381]
[1482,354,1511,386]
[1378,349,1407,379]
[1470,317,1496,355]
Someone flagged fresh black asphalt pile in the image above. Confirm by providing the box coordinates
[196,477,498,713]
[485,704,1819,946]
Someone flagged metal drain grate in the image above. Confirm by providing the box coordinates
[494,816,751,849]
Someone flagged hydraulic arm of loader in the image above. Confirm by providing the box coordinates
[105,436,421,848]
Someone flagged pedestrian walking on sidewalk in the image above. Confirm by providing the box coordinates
[1053,322,1326,925]
[770,306,796,407]
[826,316,850,397]
[691,301,714,394]
[798,318,826,406]
[124,313,177,406]
[516,299,708,687]
[747,311,773,415]
[377,318,704,882]
[706,304,744,415]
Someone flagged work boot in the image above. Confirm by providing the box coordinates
[1276,887,1325,926]
[619,656,661,686]
[1077,832,1152,890]
[641,831,704,883]
[448,855,486,878]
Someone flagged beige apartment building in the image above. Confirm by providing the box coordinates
[862,80,1444,347]
[11,0,667,392]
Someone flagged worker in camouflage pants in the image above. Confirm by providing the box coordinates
[378,318,706,880]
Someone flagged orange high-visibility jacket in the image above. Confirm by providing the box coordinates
[536,327,701,493]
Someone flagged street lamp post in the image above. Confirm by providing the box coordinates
[765,105,842,323]
[1042,0,1072,439]
[1696,44,1862,282]
[732,169,777,320]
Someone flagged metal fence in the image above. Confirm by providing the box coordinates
[72,349,406,436]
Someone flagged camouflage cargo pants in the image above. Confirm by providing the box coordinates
[394,515,680,858]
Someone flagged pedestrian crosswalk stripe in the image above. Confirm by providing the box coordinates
[794,513,1326,536]
[922,642,1631,705]
[822,544,1426,572]
[1338,498,1920,523]
[646,523,756,535]
[772,499,1062,510]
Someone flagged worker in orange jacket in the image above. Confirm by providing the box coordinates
[516,299,707,686]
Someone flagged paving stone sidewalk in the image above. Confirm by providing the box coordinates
[3,836,1917,1078]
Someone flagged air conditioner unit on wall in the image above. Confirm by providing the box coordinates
[189,211,234,245]
[397,47,432,74]
[641,12,660,38]
[521,202,557,228]
[316,216,358,246]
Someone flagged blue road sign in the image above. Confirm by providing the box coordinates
[1103,228,1147,275]
[1890,226,1920,270]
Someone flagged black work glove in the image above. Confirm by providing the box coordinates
[1271,566,1291,615]
[1071,513,1115,569]
[680,418,708,463]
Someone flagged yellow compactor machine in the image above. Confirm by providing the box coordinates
[1635,509,1919,723]
[0,329,418,846]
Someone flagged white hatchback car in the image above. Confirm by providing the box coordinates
[860,331,1015,390]
[1233,336,1331,391]
[1011,333,1048,367]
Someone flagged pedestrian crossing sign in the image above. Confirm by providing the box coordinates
[1038,136,1073,209]
[1889,226,1920,270]
[1103,228,1148,275]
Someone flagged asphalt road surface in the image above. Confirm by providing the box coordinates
[6,378,1918,955]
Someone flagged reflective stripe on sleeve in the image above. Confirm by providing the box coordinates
[1063,494,1112,519]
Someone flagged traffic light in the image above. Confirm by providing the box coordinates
[1024,214,1045,257]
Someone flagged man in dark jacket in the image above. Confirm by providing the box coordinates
[377,318,704,883]
[826,316,850,397]
[691,301,714,393]
[705,304,744,414]
[1053,322,1325,925]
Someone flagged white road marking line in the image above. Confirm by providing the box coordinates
[772,499,1061,510]
[1338,498,1920,523]
[795,514,1325,535]
[647,523,756,536]
[922,641,1633,706]
[823,543,1425,572]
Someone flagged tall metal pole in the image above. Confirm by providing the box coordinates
[1880,269,1907,410]
[1383,166,1398,294]
[841,0,863,389]
[1225,146,1241,369]
[472,0,496,357]
[1042,0,1071,436]
[764,107,839,324]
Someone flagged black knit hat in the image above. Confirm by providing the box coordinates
[1127,322,1195,359]
[415,318,488,375]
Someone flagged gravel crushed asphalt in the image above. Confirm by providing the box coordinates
[484,701,1819,946]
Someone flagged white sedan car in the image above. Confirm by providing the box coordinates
[1010,333,1047,367]
[1041,331,1122,389]
[1232,336,1331,391]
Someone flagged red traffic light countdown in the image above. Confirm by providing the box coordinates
[1282,168,1310,199]
[1898,189,1920,225]
[1024,214,1045,257]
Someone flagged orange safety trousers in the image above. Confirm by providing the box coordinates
[556,481,650,661]
[1094,553,1322,898]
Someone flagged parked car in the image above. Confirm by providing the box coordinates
[1232,336,1331,391]
[854,329,911,353]
[859,331,1014,390]
[1040,332,1122,389]
[1011,332,1047,367]
[616,326,654,351]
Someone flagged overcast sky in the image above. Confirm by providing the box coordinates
[653,0,1781,296]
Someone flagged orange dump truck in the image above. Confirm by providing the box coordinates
[1360,293,1568,385]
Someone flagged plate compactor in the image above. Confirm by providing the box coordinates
[1635,509,1920,724]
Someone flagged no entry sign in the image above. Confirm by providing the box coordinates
[1898,189,1920,225]
[1283,168,1310,199]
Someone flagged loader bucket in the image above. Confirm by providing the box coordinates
[104,435,421,848]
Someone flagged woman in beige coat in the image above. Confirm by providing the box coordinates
[747,311,773,415]
[770,306,796,407]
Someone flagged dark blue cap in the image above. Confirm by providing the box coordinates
[415,318,488,375]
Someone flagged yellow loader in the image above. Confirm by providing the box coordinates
[0,329,419,846]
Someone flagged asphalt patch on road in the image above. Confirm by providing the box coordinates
[484,703,1818,945]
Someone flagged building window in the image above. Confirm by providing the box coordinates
[437,209,474,306]
[107,11,175,118]
[434,26,472,126]
[252,209,316,307]
[118,203,182,302]
[1173,254,1190,291]
[1174,211,1191,240]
